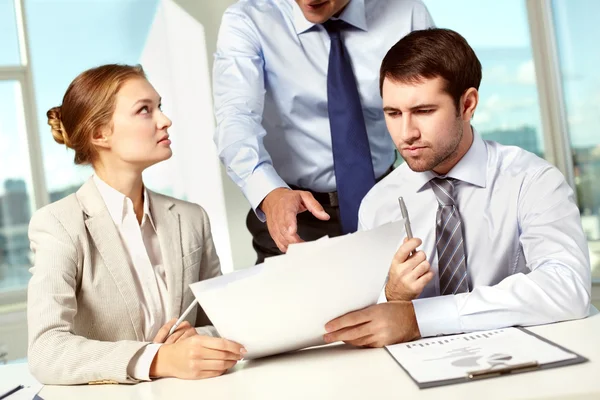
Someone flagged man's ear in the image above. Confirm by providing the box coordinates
[461,88,479,121]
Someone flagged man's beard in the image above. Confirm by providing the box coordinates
[402,122,464,173]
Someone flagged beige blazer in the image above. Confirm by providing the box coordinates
[27,178,222,385]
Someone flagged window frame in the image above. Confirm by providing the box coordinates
[525,0,576,191]
[0,0,47,301]
[526,0,599,285]
[0,0,598,305]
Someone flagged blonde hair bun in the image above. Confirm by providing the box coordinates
[47,106,69,146]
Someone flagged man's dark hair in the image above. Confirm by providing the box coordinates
[379,28,482,112]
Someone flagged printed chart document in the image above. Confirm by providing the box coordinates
[386,327,587,388]
[190,220,405,359]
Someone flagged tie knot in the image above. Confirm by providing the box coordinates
[430,177,457,206]
[323,19,345,38]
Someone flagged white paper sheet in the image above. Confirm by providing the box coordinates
[386,327,577,384]
[285,235,345,257]
[0,362,43,399]
[190,220,405,359]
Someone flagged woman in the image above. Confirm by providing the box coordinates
[27,64,245,385]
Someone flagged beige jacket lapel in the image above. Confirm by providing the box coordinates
[75,178,145,341]
[148,190,184,320]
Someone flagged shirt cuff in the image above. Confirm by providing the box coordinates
[127,343,162,381]
[242,164,289,221]
[376,285,387,304]
[412,295,462,337]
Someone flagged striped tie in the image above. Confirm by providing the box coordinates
[430,178,470,295]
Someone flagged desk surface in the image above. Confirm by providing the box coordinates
[36,311,600,400]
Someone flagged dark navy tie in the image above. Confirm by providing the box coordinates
[324,20,375,233]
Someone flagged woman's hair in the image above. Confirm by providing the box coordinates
[47,64,147,165]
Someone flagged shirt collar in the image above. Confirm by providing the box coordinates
[142,189,155,230]
[409,128,488,193]
[291,0,367,35]
[92,174,156,230]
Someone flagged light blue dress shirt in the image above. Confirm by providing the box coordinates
[213,0,434,216]
[360,131,591,337]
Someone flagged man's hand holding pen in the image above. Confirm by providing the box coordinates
[385,238,434,301]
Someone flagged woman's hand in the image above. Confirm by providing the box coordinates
[150,335,247,379]
[153,318,197,344]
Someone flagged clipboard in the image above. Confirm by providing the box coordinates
[385,327,588,389]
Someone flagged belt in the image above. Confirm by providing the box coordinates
[289,165,394,208]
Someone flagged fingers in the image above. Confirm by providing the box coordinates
[179,326,199,341]
[299,192,330,221]
[280,213,302,249]
[325,307,372,334]
[190,342,243,381]
[153,318,178,344]
[414,270,435,293]
[163,321,193,344]
[266,192,307,253]
[392,238,423,265]
[387,251,431,301]
[269,216,298,253]
[190,369,228,380]
[408,260,431,281]
[264,190,328,253]
[164,329,186,344]
[405,260,433,295]
[193,359,238,372]
[359,338,386,348]
[165,325,197,344]
[196,370,226,379]
[389,250,426,280]
[324,322,372,344]
[267,214,287,253]
[270,230,289,254]
[193,336,247,355]
[345,334,376,347]
[177,338,244,380]
[334,304,402,348]
[197,347,244,361]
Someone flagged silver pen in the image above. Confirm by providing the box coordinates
[398,196,413,240]
[168,299,199,336]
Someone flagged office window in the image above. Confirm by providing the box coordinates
[425,0,545,157]
[552,0,600,280]
[0,0,20,66]
[25,0,159,200]
[0,81,34,292]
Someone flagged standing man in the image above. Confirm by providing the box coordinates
[213,0,434,262]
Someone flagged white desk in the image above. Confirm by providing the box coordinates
[36,311,600,400]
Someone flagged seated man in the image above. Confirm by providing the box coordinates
[323,28,591,347]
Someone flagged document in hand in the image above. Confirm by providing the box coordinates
[189,220,405,359]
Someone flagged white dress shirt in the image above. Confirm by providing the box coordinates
[93,175,167,380]
[359,131,591,337]
[213,0,434,217]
